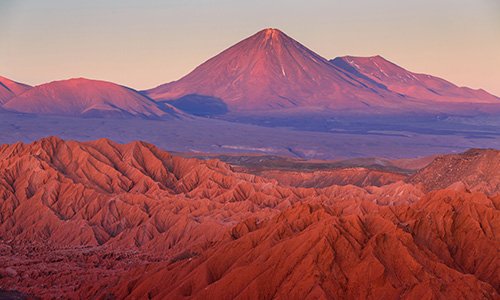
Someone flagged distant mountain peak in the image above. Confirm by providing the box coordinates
[44,77,117,87]
[331,56,499,103]
[146,29,499,115]
[0,75,32,104]
[339,55,395,70]
[260,27,281,36]
[257,28,285,42]
[146,29,397,113]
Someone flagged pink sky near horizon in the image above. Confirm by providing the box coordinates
[1,0,499,95]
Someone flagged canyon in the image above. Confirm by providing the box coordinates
[0,137,498,299]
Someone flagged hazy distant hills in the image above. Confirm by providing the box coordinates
[2,78,183,119]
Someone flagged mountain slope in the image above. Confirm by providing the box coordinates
[408,148,500,195]
[99,191,500,300]
[3,78,180,118]
[0,136,279,251]
[0,137,417,251]
[0,76,31,104]
[146,28,499,116]
[146,28,407,113]
[331,56,500,103]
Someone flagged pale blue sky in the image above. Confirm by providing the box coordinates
[1,0,499,94]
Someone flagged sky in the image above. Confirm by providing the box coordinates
[1,0,499,95]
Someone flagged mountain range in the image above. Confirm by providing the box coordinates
[1,28,498,118]
[146,28,499,115]
[146,28,404,113]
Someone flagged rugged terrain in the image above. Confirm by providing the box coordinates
[0,137,498,299]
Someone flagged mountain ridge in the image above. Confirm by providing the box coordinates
[2,29,498,117]
[331,55,500,103]
[0,76,32,104]
[0,137,498,298]
[3,78,183,119]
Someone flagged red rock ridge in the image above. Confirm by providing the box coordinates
[0,137,498,299]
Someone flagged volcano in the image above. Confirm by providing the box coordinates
[146,28,499,115]
[3,78,181,118]
[146,28,407,114]
[331,55,499,104]
[0,76,31,104]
